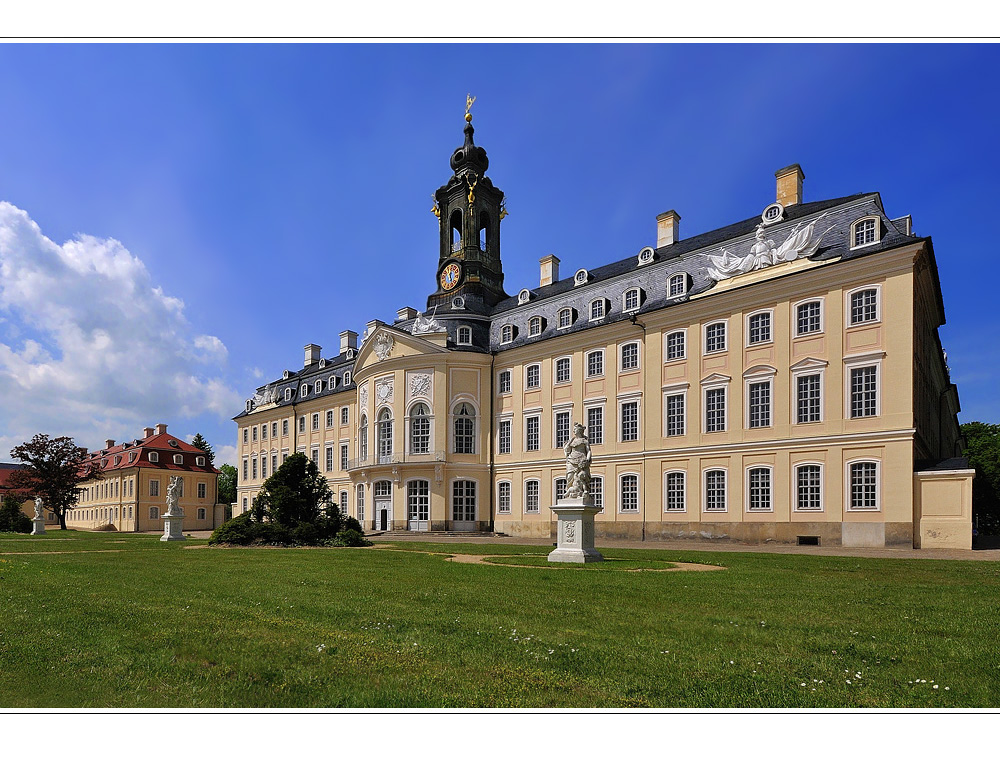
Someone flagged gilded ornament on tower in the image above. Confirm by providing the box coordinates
[465,93,476,122]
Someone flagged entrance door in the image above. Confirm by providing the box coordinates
[375,499,391,531]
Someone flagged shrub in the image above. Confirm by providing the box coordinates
[0,497,32,533]
[331,529,373,547]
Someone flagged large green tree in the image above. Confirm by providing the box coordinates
[249,453,336,528]
[0,494,31,533]
[8,434,98,530]
[961,422,1000,535]
[190,433,216,467]
[217,463,237,505]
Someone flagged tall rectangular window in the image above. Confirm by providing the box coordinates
[282,419,289,436]
[252,426,258,442]
[621,401,639,442]
[498,371,511,394]
[252,458,258,479]
[587,350,604,377]
[620,474,638,511]
[748,312,771,344]
[526,365,540,389]
[705,470,727,511]
[850,366,878,418]
[796,374,821,423]
[796,301,821,335]
[666,393,685,436]
[665,331,685,360]
[326,410,334,428]
[261,457,267,478]
[555,478,567,502]
[748,381,771,428]
[340,444,349,471]
[665,471,685,511]
[525,416,540,452]
[342,407,349,425]
[312,414,319,431]
[452,480,476,521]
[587,406,603,445]
[356,485,365,522]
[850,289,878,324]
[311,448,319,466]
[590,477,603,509]
[850,462,878,509]
[748,467,771,510]
[299,416,306,433]
[497,481,511,514]
[498,420,511,455]
[326,446,334,472]
[242,459,248,481]
[198,482,206,499]
[555,411,571,448]
[150,480,160,497]
[705,322,726,352]
[525,480,539,512]
[407,480,430,521]
[555,358,571,383]
[705,388,726,432]
[621,342,639,371]
[796,465,822,510]
[340,490,348,516]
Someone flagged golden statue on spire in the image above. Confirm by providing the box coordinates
[465,93,476,123]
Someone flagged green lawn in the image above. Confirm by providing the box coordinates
[1,531,997,708]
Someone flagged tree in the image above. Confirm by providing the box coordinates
[217,463,237,505]
[8,434,97,530]
[249,452,335,528]
[190,433,216,467]
[0,495,31,533]
[961,422,1000,535]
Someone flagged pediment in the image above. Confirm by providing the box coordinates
[355,324,448,371]
[789,357,829,372]
[700,372,732,386]
[742,364,778,378]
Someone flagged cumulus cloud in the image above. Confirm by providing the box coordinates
[0,201,241,454]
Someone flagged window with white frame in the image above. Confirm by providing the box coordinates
[555,478,567,503]
[198,482,207,499]
[796,300,822,336]
[311,448,319,466]
[621,401,639,442]
[340,490,348,516]
[526,364,540,389]
[665,331,685,361]
[260,456,267,477]
[587,350,604,378]
[705,387,726,432]
[525,480,540,512]
[620,342,639,372]
[252,426,258,442]
[325,445,334,472]
[315,379,323,393]
[665,391,685,436]
[457,325,472,345]
[747,311,772,345]
[850,364,879,418]
[300,384,308,398]
[587,406,603,445]
[282,419,289,436]
[620,474,639,512]
[747,467,772,511]
[408,480,430,521]
[243,428,249,444]
[454,403,476,454]
[590,299,606,321]
[356,485,365,522]
[555,411,571,448]
[852,217,879,248]
[555,357,571,384]
[452,480,476,521]
[340,444,349,471]
[261,424,267,440]
[150,480,160,497]
[252,458,258,479]
[849,288,879,325]
[172,453,182,465]
[150,506,159,519]
[343,372,352,385]
[665,471,685,511]
[341,407,350,425]
[501,325,514,344]
[850,461,879,509]
[705,321,727,353]
[284,387,292,402]
[299,416,306,433]
[623,288,640,312]
[498,419,511,455]
[529,316,542,337]
[705,469,727,511]
[557,308,573,329]
[497,481,511,514]
[272,454,277,473]
[796,373,822,423]
[525,415,540,452]
[747,380,772,428]
[498,370,511,394]
[377,408,393,461]
[358,415,368,460]
[796,464,823,510]
[668,273,689,298]
[591,476,604,509]
[326,410,334,428]
[242,459,247,480]
[312,413,319,431]
[272,422,278,437]
[197,508,206,520]
[410,403,431,454]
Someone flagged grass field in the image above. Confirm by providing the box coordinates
[1,530,998,708]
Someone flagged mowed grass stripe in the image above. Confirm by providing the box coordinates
[0,532,997,707]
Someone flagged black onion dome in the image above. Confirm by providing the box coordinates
[450,122,489,174]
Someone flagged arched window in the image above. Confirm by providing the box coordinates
[454,402,476,454]
[478,210,489,251]
[409,403,431,455]
[284,387,292,402]
[590,298,607,321]
[377,408,393,462]
[359,414,369,461]
[450,210,462,251]
[529,316,543,337]
[501,325,514,344]
[315,379,323,393]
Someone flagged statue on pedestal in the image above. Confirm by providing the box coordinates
[564,422,592,500]
[166,476,182,516]
[34,497,43,520]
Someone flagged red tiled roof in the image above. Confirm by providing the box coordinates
[83,432,220,476]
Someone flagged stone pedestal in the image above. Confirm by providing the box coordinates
[31,517,46,536]
[160,511,187,541]
[548,498,603,563]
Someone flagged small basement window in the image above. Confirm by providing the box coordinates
[797,535,820,546]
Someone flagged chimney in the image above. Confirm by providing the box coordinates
[155,423,167,436]
[105,439,115,450]
[656,210,681,248]
[775,164,805,207]
[304,343,322,367]
[340,330,358,355]
[144,427,155,439]
[539,254,560,287]
[396,307,417,322]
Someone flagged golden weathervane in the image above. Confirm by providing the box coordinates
[465,93,476,122]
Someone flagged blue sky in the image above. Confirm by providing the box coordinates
[0,42,997,465]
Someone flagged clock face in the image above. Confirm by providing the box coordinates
[440,263,462,291]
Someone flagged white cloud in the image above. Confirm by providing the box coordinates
[215,444,238,467]
[0,201,242,455]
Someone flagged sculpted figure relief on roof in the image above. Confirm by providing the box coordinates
[703,215,833,281]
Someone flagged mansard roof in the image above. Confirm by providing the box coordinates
[82,433,219,476]
[234,348,358,420]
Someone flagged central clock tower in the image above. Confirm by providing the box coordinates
[426,99,508,313]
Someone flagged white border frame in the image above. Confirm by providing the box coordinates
[702,319,729,355]
[663,469,687,512]
[662,384,688,438]
[523,477,541,513]
[619,339,641,373]
[585,347,605,379]
[792,461,825,513]
[663,328,687,362]
[846,458,881,512]
[556,307,574,330]
[846,284,882,327]
[496,479,513,515]
[849,216,881,250]
[554,355,573,384]
[703,467,729,513]
[744,464,775,513]
[793,297,825,338]
[667,272,690,299]
[618,471,641,514]
[745,308,774,346]
[844,351,886,420]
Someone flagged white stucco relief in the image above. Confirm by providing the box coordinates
[703,215,834,281]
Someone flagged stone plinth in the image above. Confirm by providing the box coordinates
[160,512,187,541]
[31,517,46,536]
[548,498,603,563]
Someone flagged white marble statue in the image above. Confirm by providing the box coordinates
[704,216,834,281]
[564,422,592,499]
[34,497,43,520]
[166,476,182,516]
[412,309,445,334]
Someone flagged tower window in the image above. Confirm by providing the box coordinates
[457,325,472,345]
[450,210,462,252]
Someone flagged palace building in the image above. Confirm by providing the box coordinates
[64,424,222,532]
[234,109,973,549]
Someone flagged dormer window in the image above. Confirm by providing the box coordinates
[196,456,205,467]
[330,376,339,389]
[529,317,542,337]
[574,269,589,286]
[668,273,690,298]
[517,289,531,305]
[590,299,607,321]
[148,451,159,463]
[319,359,326,368]
[300,384,308,398]
[344,371,352,385]
[557,308,573,329]
[128,452,136,463]
[114,455,121,465]
[315,379,323,393]
[500,325,514,344]
[173,454,183,465]
[623,288,641,312]
[457,325,472,345]
[852,217,880,249]
[283,370,290,379]
[284,387,292,402]
[245,399,253,413]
